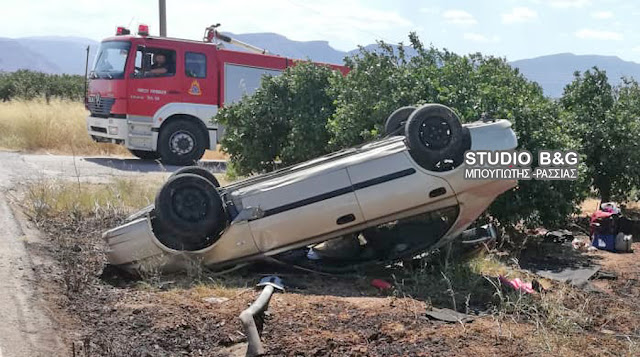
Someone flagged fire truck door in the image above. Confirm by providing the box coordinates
[127,46,182,119]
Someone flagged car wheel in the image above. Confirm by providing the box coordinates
[170,166,220,188]
[404,104,468,171]
[129,149,160,160]
[385,106,416,136]
[158,119,207,166]
[154,173,225,250]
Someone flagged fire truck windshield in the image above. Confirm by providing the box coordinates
[90,41,131,79]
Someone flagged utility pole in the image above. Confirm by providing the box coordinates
[159,0,167,37]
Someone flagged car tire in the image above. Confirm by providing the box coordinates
[129,149,160,160]
[154,173,225,251]
[158,119,207,166]
[385,106,416,136]
[404,104,467,171]
[170,166,220,188]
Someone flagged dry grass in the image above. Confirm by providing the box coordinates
[23,177,161,221]
[0,99,229,160]
[0,99,127,155]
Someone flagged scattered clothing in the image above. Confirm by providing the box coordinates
[499,276,536,294]
[371,279,392,290]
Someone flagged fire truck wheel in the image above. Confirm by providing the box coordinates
[158,119,207,166]
[129,149,160,160]
[404,104,466,172]
[154,173,225,249]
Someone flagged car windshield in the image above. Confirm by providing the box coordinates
[91,41,131,79]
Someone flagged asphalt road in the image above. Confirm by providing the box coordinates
[0,151,225,356]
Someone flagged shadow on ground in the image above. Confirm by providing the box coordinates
[101,249,500,316]
[82,157,227,173]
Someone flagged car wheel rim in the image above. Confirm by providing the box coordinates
[418,117,451,150]
[169,131,195,155]
[172,187,208,222]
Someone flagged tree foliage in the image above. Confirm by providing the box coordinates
[216,62,339,175]
[560,68,640,201]
[0,70,85,102]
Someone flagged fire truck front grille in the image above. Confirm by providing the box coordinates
[87,97,115,118]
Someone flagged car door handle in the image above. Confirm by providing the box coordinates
[336,214,356,225]
[429,187,447,198]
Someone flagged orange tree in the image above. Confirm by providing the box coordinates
[560,68,640,202]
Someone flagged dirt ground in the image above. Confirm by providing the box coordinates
[0,152,636,356]
[17,202,640,356]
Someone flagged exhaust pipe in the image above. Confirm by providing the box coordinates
[240,276,284,357]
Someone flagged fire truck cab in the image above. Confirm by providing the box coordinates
[86,25,348,165]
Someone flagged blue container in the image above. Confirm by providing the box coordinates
[592,234,616,252]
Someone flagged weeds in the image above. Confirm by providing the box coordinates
[22,177,159,293]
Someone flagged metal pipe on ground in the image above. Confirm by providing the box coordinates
[240,276,284,357]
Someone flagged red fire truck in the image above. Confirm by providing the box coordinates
[86,24,349,165]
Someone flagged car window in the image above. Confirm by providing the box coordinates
[185,52,206,78]
[132,47,176,78]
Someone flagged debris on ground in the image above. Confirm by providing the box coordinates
[425,307,475,323]
[572,236,591,251]
[519,233,603,288]
[593,270,618,280]
[545,229,573,244]
[590,202,634,253]
[371,278,393,290]
[528,265,600,288]
[203,296,230,304]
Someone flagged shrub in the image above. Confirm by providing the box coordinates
[216,62,339,175]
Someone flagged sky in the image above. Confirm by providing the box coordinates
[1,0,639,62]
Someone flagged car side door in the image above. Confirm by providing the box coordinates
[346,151,456,222]
[245,168,364,253]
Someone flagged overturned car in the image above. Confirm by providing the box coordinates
[103,104,517,272]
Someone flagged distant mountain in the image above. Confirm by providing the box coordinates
[18,37,99,75]
[3,33,640,98]
[510,53,640,97]
[0,38,61,73]
[0,36,98,75]
[225,32,347,65]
